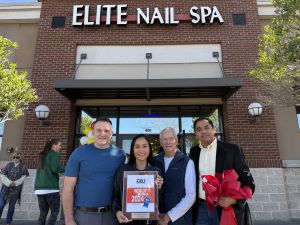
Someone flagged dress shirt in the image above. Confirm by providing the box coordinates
[199,138,217,199]
[164,155,196,222]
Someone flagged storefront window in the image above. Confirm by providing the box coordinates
[296,106,300,130]
[75,105,223,155]
[75,107,117,147]
[0,122,4,149]
[181,106,223,154]
[119,118,179,134]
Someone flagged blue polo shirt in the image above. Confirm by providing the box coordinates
[65,144,126,207]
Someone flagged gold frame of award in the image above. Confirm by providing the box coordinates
[122,171,159,220]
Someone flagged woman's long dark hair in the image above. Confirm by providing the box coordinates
[38,138,60,168]
[128,134,153,166]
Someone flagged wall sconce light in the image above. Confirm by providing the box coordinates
[248,102,263,122]
[7,147,17,153]
[35,105,50,126]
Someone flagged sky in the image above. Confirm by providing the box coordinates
[0,0,38,3]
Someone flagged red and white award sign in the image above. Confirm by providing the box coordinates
[123,171,159,220]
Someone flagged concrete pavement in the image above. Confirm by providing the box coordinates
[254,220,300,225]
[1,219,300,225]
[0,219,63,225]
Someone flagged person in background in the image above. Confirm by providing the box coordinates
[189,117,255,225]
[0,152,29,225]
[63,118,126,225]
[113,134,163,225]
[153,127,196,225]
[34,138,65,225]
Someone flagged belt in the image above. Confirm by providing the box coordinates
[77,205,112,213]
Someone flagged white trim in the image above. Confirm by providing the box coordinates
[282,160,300,168]
[76,44,222,64]
[257,1,275,18]
[0,3,41,23]
[76,45,223,79]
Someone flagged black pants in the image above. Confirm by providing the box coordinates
[37,192,60,225]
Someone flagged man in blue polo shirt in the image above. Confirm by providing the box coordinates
[62,118,126,225]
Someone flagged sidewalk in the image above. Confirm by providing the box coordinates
[255,220,300,225]
[1,219,300,225]
[0,219,64,225]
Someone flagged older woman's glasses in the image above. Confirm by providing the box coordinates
[13,156,20,159]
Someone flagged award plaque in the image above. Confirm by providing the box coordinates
[122,171,159,220]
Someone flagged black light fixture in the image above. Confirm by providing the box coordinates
[146,53,152,79]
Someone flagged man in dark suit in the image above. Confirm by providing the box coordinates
[189,117,255,225]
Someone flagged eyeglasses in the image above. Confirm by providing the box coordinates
[13,156,20,159]
[161,137,176,143]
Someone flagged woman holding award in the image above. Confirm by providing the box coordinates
[113,134,163,225]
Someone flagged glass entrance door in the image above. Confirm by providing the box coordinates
[117,134,161,155]
[75,105,223,155]
[117,106,181,155]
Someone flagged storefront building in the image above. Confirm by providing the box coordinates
[0,0,300,221]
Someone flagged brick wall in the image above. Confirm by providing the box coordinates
[22,0,281,168]
[249,168,300,220]
[284,168,300,218]
[249,168,290,220]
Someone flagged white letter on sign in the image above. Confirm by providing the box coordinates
[84,5,94,26]
[72,5,84,26]
[200,7,211,24]
[137,8,150,24]
[190,6,200,24]
[117,4,128,25]
[211,6,224,24]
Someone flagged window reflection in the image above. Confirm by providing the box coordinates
[0,123,4,149]
[80,110,117,133]
[296,106,300,130]
[119,117,179,134]
[75,105,223,154]
[297,106,300,130]
[76,109,117,147]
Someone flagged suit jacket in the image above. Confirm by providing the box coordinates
[189,140,255,225]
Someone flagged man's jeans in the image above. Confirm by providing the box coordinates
[195,200,220,225]
[37,192,60,225]
[0,192,17,224]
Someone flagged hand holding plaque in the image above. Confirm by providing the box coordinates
[122,171,159,220]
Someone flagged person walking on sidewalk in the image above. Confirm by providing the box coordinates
[0,152,29,225]
[34,138,65,225]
